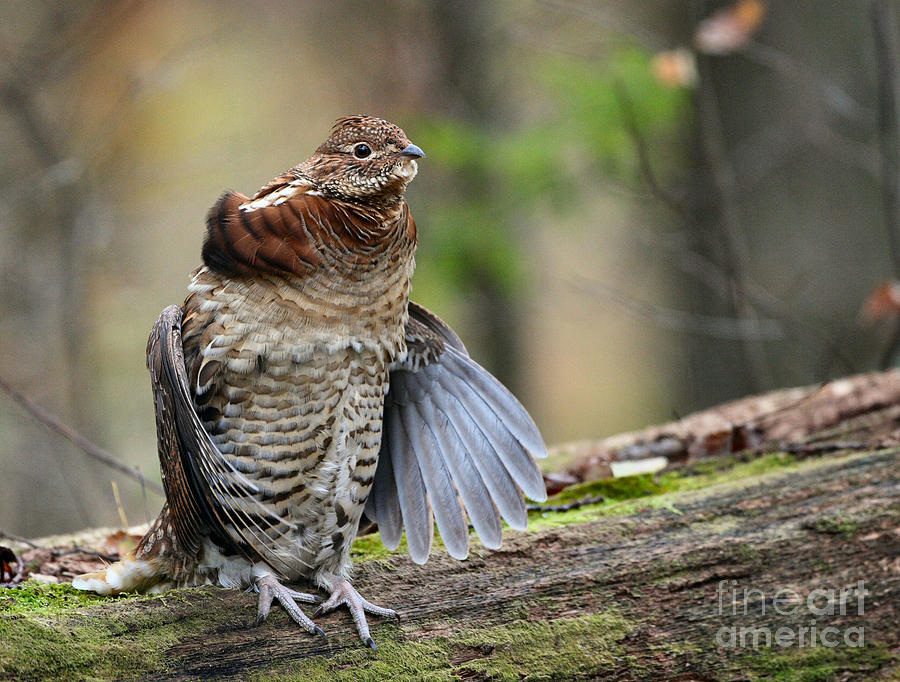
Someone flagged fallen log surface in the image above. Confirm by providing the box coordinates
[2,373,900,680]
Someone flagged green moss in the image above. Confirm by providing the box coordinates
[0,584,223,680]
[741,641,895,681]
[528,452,808,531]
[254,627,452,682]
[453,612,631,680]
[528,505,607,529]
[548,473,664,504]
[807,515,860,536]
[657,452,798,492]
[0,581,114,615]
[256,610,633,682]
[351,530,449,564]
[350,533,404,562]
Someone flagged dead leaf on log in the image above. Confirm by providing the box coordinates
[98,530,143,557]
[19,547,108,582]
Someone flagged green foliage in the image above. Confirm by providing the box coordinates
[540,48,689,178]
[407,46,689,311]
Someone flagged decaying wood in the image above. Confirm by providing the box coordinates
[550,369,900,483]
[2,373,900,680]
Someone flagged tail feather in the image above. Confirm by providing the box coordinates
[72,505,183,595]
[72,550,164,595]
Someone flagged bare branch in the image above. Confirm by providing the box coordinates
[562,273,784,340]
[612,79,690,219]
[630,227,859,374]
[0,374,163,496]
[744,41,875,127]
[0,531,41,549]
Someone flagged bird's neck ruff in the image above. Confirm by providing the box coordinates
[201,188,416,280]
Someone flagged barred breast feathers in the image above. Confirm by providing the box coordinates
[193,182,416,365]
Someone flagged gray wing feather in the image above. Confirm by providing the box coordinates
[447,347,547,461]
[427,372,530,530]
[387,403,434,564]
[436,350,548,502]
[416,394,503,549]
[402,400,470,560]
[365,422,403,550]
[367,302,547,564]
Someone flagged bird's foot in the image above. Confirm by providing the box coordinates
[315,577,398,650]
[256,574,325,638]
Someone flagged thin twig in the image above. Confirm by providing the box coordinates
[110,480,129,528]
[743,41,875,127]
[562,273,784,340]
[613,79,690,219]
[777,441,870,456]
[0,531,42,550]
[54,547,120,563]
[634,227,859,375]
[0,374,163,496]
[528,494,606,514]
[0,530,127,563]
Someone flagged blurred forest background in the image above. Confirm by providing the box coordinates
[1,0,898,537]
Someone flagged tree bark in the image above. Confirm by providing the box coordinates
[2,374,899,680]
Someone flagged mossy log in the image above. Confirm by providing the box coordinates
[2,373,900,680]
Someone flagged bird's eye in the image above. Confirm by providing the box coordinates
[353,143,372,159]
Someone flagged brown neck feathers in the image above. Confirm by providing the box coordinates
[201,191,413,279]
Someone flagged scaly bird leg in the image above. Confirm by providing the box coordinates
[256,574,326,638]
[315,574,398,650]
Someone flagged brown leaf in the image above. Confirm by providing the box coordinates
[543,471,580,496]
[862,280,900,321]
[652,48,698,88]
[695,0,767,55]
[21,547,107,581]
[98,530,143,557]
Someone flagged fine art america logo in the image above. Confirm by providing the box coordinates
[715,580,867,649]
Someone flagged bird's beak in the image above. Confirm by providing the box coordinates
[399,144,426,159]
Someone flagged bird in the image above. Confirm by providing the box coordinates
[73,115,548,648]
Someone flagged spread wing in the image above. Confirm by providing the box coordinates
[147,305,298,576]
[365,302,547,564]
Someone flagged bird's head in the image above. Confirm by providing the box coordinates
[303,115,425,204]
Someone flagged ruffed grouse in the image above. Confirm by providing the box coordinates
[73,115,547,647]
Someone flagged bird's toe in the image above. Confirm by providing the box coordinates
[256,574,323,636]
